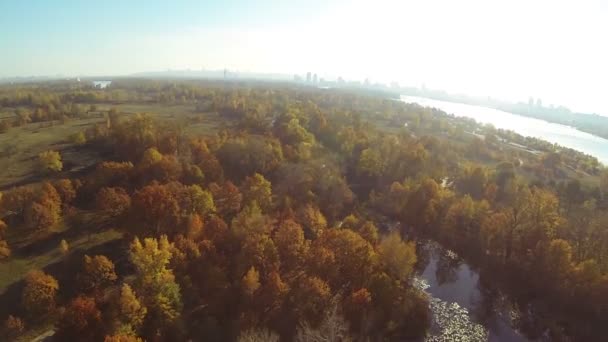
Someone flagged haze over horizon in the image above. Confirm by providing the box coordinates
[1,0,607,115]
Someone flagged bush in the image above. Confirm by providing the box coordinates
[69,131,87,145]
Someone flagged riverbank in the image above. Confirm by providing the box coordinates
[400,91,608,141]
[401,95,608,165]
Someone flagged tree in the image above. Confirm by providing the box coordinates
[182,163,205,185]
[442,196,489,248]
[79,254,118,293]
[292,276,331,324]
[16,109,31,126]
[38,150,63,173]
[0,240,9,259]
[0,219,9,259]
[54,179,77,205]
[358,221,379,245]
[242,266,261,297]
[129,236,182,325]
[186,213,204,240]
[2,315,24,340]
[59,239,70,256]
[378,231,417,282]
[25,201,60,232]
[209,181,242,218]
[538,239,574,285]
[313,229,376,289]
[273,219,308,270]
[456,165,488,200]
[231,202,271,241]
[542,151,561,170]
[70,131,87,145]
[104,334,144,342]
[96,187,131,218]
[0,120,11,133]
[131,184,180,234]
[238,328,280,342]
[296,204,327,239]
[21,270,59,317]
[55,296,103,342]
[241,173,273,212]
[116,283,147,335]
[184,184,215,216]
[357,148,384,178]
[295,303,352,342]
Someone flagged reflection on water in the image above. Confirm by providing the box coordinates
[416,241,529,342]
[415,277,488,342]
[401,95,608,164]
[93,80,112,88]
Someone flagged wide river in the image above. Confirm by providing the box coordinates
[401,95,608,164]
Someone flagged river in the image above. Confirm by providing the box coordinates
[400,95,608,164]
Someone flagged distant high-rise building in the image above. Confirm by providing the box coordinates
[294,74,302,82]
[364,78,370,86]
[306,72,312,83]
[313,74,318,83]
[536,98,542,107]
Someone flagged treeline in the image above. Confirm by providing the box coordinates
[1,82,608,340]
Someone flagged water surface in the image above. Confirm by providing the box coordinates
[93,80,112,89]
[401,95,608,164]
[417,242,528,342]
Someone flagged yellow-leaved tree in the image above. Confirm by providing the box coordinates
[38,150,63,173]
[129,235,182,329]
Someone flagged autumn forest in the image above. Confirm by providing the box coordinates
[0,80,607,341]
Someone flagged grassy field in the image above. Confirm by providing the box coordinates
[103,102,224,136]
[0,117,104,189]
[0,228,123,294]
[0,102,223,189]
[0,101,222,303]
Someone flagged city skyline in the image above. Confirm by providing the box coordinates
[1,0,607,115]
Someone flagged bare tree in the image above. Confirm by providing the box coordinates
[295,303,352,342]
[237,328,280,342]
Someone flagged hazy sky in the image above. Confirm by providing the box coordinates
[1,0,607,114]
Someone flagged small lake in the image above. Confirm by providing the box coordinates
[416,241,530,342]
[401,95,608,164]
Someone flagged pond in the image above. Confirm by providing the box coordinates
[415,241,533,342]
[92,80,112,89]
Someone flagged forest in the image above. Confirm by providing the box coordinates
[0,79,607,341]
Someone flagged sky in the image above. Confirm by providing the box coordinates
[1,0,607,115]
